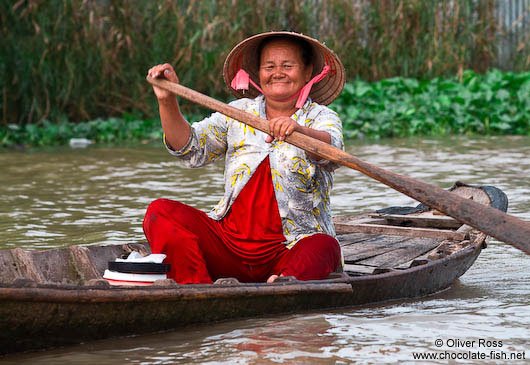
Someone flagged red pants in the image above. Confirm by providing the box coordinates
[143,199,341,284]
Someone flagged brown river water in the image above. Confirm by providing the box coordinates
[1,135,529,364]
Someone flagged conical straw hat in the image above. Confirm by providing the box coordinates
[223,31,345,106]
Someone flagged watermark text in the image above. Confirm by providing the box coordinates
[412,339,526,361]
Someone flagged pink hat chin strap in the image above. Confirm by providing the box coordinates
[231,69,265,95]
[231,65,330,108]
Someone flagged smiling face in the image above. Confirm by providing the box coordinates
[258,39,313,103]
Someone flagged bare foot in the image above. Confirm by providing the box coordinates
[267,273,287,283]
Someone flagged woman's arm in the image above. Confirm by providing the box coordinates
[147,64,191,150]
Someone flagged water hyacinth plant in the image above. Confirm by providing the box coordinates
[0,116,163,148]
[330,69,530,139]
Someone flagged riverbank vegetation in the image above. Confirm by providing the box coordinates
[1,0,528,147]
[334,69,530,139]
[1,69,528,147]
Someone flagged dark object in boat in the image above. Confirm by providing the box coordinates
[376,181,508,215]
[0,183,508,354]
[107,261,171,274]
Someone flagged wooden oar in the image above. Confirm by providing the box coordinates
[146,76,530,254]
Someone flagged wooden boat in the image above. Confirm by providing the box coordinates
[0,182,507,354]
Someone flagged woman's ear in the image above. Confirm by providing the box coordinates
[304,64,314,82]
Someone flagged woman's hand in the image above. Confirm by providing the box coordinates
[265,116,299,143]
[147,63,190,150]
[265,116,332,161]
[147,64,179,101]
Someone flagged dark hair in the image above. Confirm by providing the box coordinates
[257,35,313,66]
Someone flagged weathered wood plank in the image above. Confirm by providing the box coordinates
[356,237,441,267]
[371,213,463,229]
[0,251,20,283]
[343,264,375,275]
[394,238,476,269]
[342,235,410,263]
[333,213,381,234]
[394,248,438,270]
[334,222,466,240]
[10,248,46,283]
[337,233,380,247]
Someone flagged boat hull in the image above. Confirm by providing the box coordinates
[0,243,482,354]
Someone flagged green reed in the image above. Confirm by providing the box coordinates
[1,0,528,127]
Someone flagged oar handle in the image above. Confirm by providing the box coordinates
[146,76,530,253]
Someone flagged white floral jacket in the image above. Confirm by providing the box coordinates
[166,95,344,248]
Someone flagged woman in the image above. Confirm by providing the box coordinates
[145,31,345,284]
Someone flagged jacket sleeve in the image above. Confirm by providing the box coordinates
[165,112,229,168]
[306,106,344,169]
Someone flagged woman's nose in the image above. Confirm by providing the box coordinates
[272,69,286,78]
